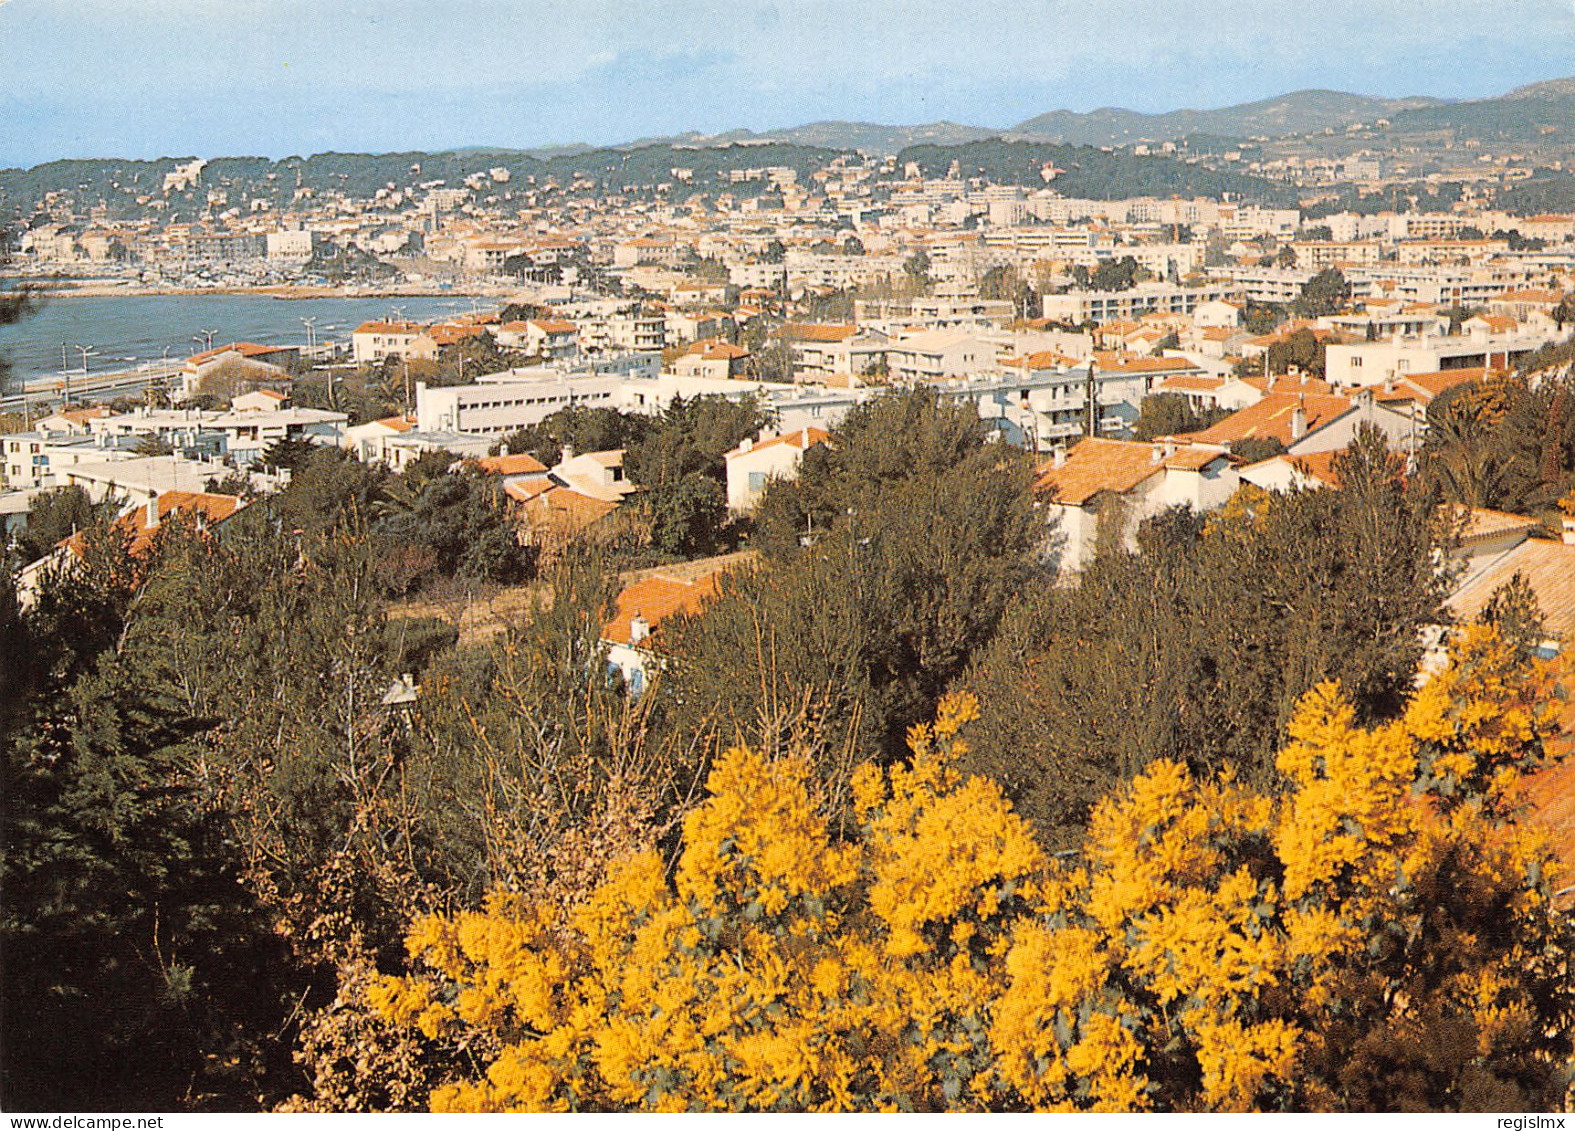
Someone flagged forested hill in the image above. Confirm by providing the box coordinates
[1,139,1292,219]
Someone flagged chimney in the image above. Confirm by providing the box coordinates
[560,442,575,464]
[630,613,650,644]
[145,493,160,528]
[1291,397,1308,441]
[1150,443,1164,464]
[1051,442,1066,469]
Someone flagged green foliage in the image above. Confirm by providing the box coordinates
[626,394,770,558]
[959,427,1450,847]
[1291,268,1351,319]
[1553,296,1575,330]
[1422,372,1575,515]
[666,389,1043,764]
[1244,301,1285,335]
[1,519,302,1109]
[500,405,649,468]
[12,484,118,564]
[1089,256,1139,292]
[1267,327,1328,377]
[893,139,1290,202]
[262,435,321,473]
[1131,393,1230,440]
[1232,435,1288,464]
[1474,572,1548,659]
[372,469,536,594]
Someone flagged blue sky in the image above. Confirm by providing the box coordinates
[1,0,1573,167]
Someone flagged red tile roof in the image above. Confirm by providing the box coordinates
[602,573,720,646]
[1179,391,1353,447]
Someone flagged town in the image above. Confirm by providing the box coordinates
[4,38,1575,1118]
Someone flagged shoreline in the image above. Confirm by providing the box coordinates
[17,286,510,300]
[2,278,521,300]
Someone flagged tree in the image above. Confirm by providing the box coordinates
[371,631,1574,1111]
[1244,302,1285,335]
[1422,373,1574,515]
[1090,256,1138,292]
[1291,268,1351,319]
[133,432,175,457]
[960,427,1450,846]
[262,435,321,473]
[372,468,535,593]
[904,249,932,291]
[668,389,1043,765]
[595,394,770,559]
[11,485,119,564]
[2,518,303,1109]
[1130,393,1229,440]
[1266,327,1327,377]
[1275,244,1298,267]
[1553,294,1575,331]
[499,404,649,468]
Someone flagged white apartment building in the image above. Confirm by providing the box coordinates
[415,373,625,436]
[1041,282,1235,325]
[1324,329,1558,388]
[884,329,997,382]
[1,433,142,491]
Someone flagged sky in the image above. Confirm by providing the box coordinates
[1,0,1573,168]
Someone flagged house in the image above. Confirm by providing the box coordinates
[1,431,143,490]
[178,342,296,400]
[601,571,722,695]
[723,427,831,513]
[56,455,238,504]
[206,406,348,466]
[1446,508,1575,661]
[781,323,886,383]
[884,328,995,383]
[494,318,579,360]
[351,320,429,365]
[1170,388,1414,457]
[1236,450,1343,493]
[1448,507,1545,594]
[1324,329,1555,389]
[32,406,111,436]
[672,339,750,381]
[231,389,291,413]
[343,414,417,465]
[378,429,493,472]
[17,489,246,608]
[1034,437,1238,572]
[509,448,643,555]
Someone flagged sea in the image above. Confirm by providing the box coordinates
[0,293,491,391]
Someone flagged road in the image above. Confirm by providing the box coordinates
[1,362,181,415]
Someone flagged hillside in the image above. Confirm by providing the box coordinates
[1008,89,1444,145]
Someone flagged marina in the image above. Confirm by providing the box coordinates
[0,292,489,395]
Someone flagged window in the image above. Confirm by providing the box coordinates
[748,471,768,492]
[1351,357,1363,368]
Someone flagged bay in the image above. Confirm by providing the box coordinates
[0,293,493,391]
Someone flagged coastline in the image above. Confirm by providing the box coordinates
[2,278,522,300]
[13,283,516,300]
